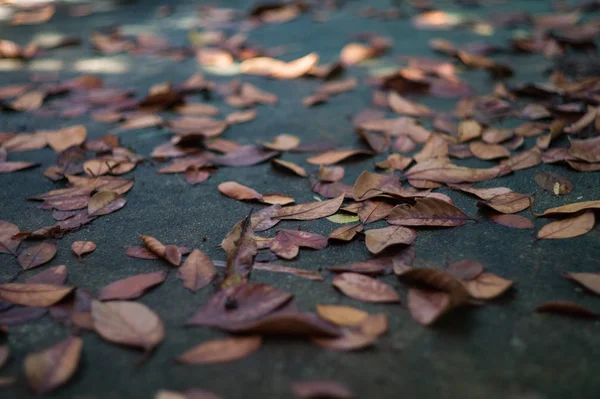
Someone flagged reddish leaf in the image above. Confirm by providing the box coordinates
[291,380,354,399]
[140,235,182,266]
[564,272,600,296]
[275,195,344,221]
[364,226,417,254]
[176,336,262,365]
[388,92,431,117]
[184,168,212,185]
[332,273,400,303]
[376,154,412,171]
[269,229,327,259]
[450,184,512,200]
[91,300,164,351]
[26,265,67,285]
[537,212,595,240]
[463,272,513,299]
[469,141,510,160]
[407,288,452,326]
[177,249,216,292]
[251,205,282,232]
[328,223,363,242]
[221,312,341,337]
[0,161,39,173]
[397,268,470,306]
[477,192,532,214]
[387,198,470,227]
[71,241,96,258]
[0,219,21,255]
[569,136,600,163]
[306,150,373,165]
[218,182,263,201]
[213,145,278,167]
[220,213,257,288]
[272,159,308,177]
[405,159,500,188]
[98,270,167,301]
[24,336,83,395]
[536,301,598,319]
[18,242,57,271]
[489,214,534,229]
[0,307,47,325]
[0,284,73,307]
[534,172,573,196]
[447,260,484,281]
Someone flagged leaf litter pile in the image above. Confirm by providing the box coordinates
[1,0,600,397]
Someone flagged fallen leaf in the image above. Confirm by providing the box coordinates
[463,272,513,299]
[176,336,262,365]
[447,260,484,281]
[263,135,301,151]
[177,249,216,292]
[364,226,417,254]
[155,389,222,399]
[218,181,263,201]
[213,145,278,167]
[0,307,47,325]
[225,110,257,125]
[316,305,368,326]
[499,147,542,173]
[0,161,39,173]
[450,184,512,200]
[174,103,220,116]
[340,42,378,65]
[269,230,328,260]
[272,53,320,79]
[405,158,500,188]
[184,168,211,185]
[91,300,164,351]
[10,91,45,111]
[87,190,119,216]
[2,132,48,152]
[221,312,340,337]
[318,166,344,182]
[221,213,257,288]
[98,270,167,301]
[26,265,68,285]
[291,380,354,399]
[275,195,344,221]
[71,241,96,258]
[327,213,360,224]
[18,242,57,270]
[0,219,21,255]
[537,211,595,239]
[534,171,573,196]
[569,136,600,163]
[376,154,412,171]
[328,223,363,241]
[332,273,400,303]
[469,141,510,160]
[251,205,282,232]
[388,92,431,116]
[0,284,73,307]
[140,235,182,266]
[397,268,470,305]
[46,125,87,153]
[564,272,600,296]
[536,301,598,319]
[539,200,600,217]
[312,330,377,351]
[24,336,83,394]
[407,288,452,326]
[489,213,534,229]
[0,345,8,369]
[252,262,323,281]
[387,198,470,227]
[306,150,373,165]
[477,192,532,214]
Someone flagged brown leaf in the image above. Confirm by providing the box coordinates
[269,230,328,259]
[184,168,212,185]
[340,42,378,65]
[312,330,377,351]
[0,284,73,307]
[272,159,307,177]
[221,213,257,288]
[450,184,512,200]
[0,307,47,326]
[537,211,595,239]
[316,305,368,326]
[447,260,484,281]
[155,389,222,399]
[140,235,181,266]
[0,219,21,255]
[387,198,470,227]
[251,205,282,232]
[536,301,598,319]
[360,313,388,337]
[24,336,83,395]
[263,135,300,151]
[388,92,431,116]
[218,182,263,201]
[213,145,278,167]
[0,161,39,173]
[71,241,96,258]
[407,287,452,326]
[2,132,48,152]
[539,200,600,217]
[187,282,293,328]
[98,270,167,301]
[499,147,542,173]
[316,78,358,96]
[317,166,343,183]
[263,193,295,205]
[272,53,320,79]
[477,192,532,214]
[569,136,600,163]
[291,380,354,399]
[534,171,574,196]
[376,154,412,171]
[225,110,257,125]
[365,226,417,254]
[275,195,344,221]
[9,90,45,111]
[328,223,363,242]
[176,336,262,365]
[0,345,8,369]
[413,134,448,163]
[27,265,68,285]
[306,150,373,165]
[564,272,600,296]
[252,262,323,281]
[222,312,340,337]
[177,249,216,292]
[397,268,470,305]
[463,272,513,299]
[332,273,400,303]
[46,125,87,153]
[489,213,534,229]
[482,127,514,144]
[174,103,220,116]
[18,242,57,270]
[469,141,510,160]
[405,159,500,188]
[91,300,164,351]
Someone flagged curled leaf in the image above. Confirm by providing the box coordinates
[536,301,598,319]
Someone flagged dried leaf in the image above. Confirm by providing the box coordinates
[469,141,510,160]
[251,205,282,232]
[499,147,542,173]
[0,161,39,173]
[269,230,328,260]
[272,53,320,79]
[327,213,360,224]
[91,300,164,351]
[0,284,73,307]
[155,389,222,399]
[365,226,417,254]
[312,330,377,351]
[225,110,257,125]
[24,336,83,395]
[332,273,400,303]
[27,265,67,285]
[213,145,278,167]
[0,345,8,369]
[534,172,573,196]
[0,219,21,255]
[318,166,344,182]
[140,235,182,266]
[536,301,598,319]
[447,260,484,281]
[306,150,373,165]
[463,272,513,299]
[184,168,211,185]
[98,270,167,301]
[252,262,323,281]
[176,336,262,365]
[71,241,96,258]
[275,195,344,221]
[569,136,600,163]
[387,198,470,227]
[388,92,431,116]
[0,307,47,325]
[477,192,532,214]
[328,223,363,242]
[397,268,470,305]
[18,242,57,270]
[407,288,451,326]
[316,305,368,326]
[489,214,534,229]
[564,272,600,296]
[46,125,87,153]
[539,200,600,216]
[218,181,263,201]
[340,42,378,65]
[450,184,512,200]
[10,91,45,111]
[405,159,500,188]
[221,213,257,288]
[537,212,595,240]
[264,135,300,151]
[291,380,354,399]
[177,249,216,292]
[222,312,340,337]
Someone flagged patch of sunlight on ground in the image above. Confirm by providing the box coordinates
[202,63,241,76]
[73,57,129,74]
[0,59,24,71]
[28,58,64,71]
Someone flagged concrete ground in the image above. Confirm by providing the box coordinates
[0,0,599,398]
